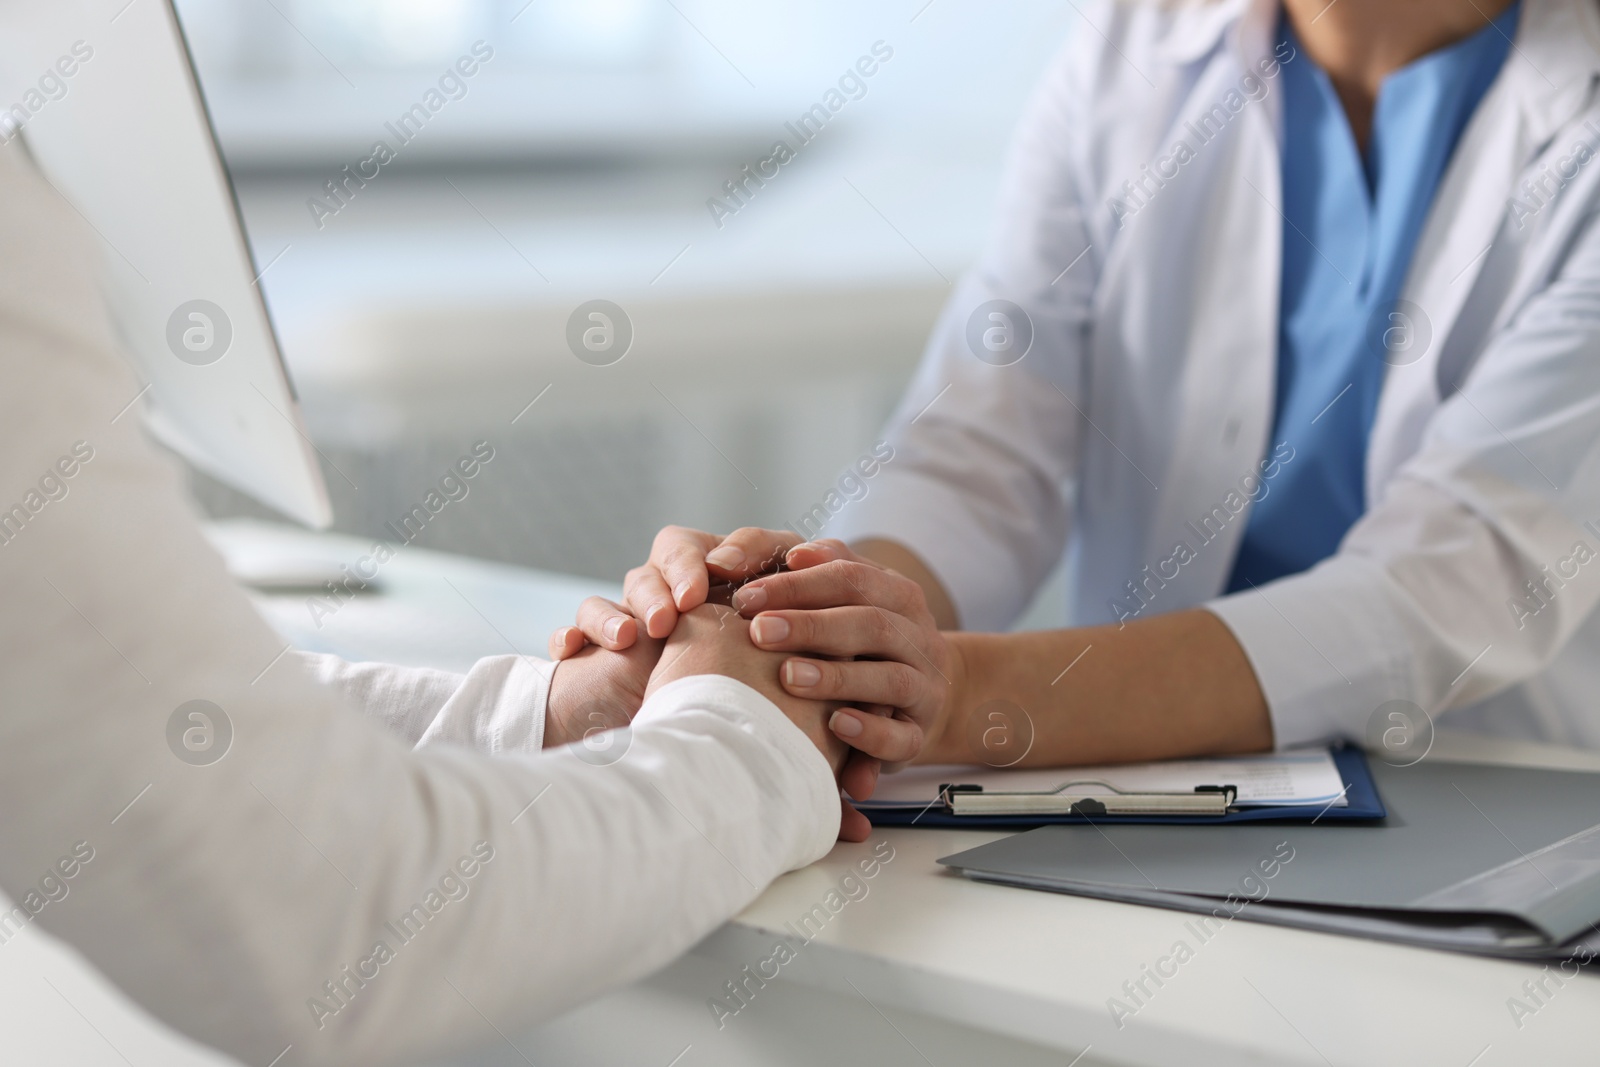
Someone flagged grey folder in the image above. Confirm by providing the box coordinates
[940,759,1600,961]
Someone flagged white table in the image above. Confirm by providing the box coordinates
[3,521,1596,1067]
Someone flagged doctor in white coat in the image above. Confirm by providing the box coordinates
[562,0,1600,779]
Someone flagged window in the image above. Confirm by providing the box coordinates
[179,0,1074,611]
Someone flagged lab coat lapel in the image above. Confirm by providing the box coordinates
[1091,0,1283,613]
[1368,0,1600,499]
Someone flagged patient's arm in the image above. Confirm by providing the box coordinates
[0,137,851,1067]
[292,635,661,755]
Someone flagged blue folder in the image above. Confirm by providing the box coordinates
[857,744,1385,829]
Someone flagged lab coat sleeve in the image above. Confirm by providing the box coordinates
[295,651,554,753]
[825,18,1112,631]
[1208,210,1600,748]
[0,141,840,1067]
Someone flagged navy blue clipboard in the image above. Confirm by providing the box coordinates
[856,745,1386,829]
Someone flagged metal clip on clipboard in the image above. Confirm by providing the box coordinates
[938,780,1239,817]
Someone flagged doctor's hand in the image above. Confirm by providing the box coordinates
[733,540,954,774]
[646,603,872,842]
[552,528,955,781]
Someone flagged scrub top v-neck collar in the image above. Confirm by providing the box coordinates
[1226,4,1520,592]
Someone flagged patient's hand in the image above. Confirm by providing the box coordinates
[646,604,849,779]
[544,632,663,749]
[646,606,867,840]
[642,604,869,839]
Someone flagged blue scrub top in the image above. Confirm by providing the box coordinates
[1225,6,1519,593]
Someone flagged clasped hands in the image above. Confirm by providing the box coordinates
[543,527,954,842]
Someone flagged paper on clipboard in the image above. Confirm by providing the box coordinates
[864,747,1349,810]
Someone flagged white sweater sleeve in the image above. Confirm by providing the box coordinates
[0,138,840,1067]
[294,651,555,753]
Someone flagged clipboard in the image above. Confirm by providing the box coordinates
[857,745,1385,828]
[937,758,1600,962]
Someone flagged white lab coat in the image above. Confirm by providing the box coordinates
[833,0,1600,750]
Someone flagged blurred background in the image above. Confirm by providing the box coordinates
[174,0,1076,622]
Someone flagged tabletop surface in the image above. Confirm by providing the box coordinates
[715,729,1600,1067]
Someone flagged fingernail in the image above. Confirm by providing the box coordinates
[705,546,745,570]
[673,580,694,607]
[645,604,666,634]
[733,583,767,612]
[785,660,822,687]
[603,616,626,643]
[830,710,864,738]
[751,615,790,644]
